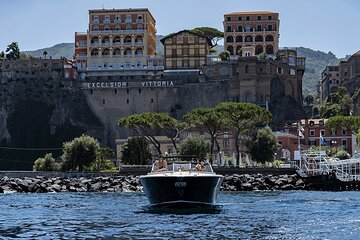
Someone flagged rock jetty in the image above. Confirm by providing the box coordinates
[0,173,308,194]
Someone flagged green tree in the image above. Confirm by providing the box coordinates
[119,112,184,154]
[5,42,21,60]
[191,27,224,47]
[121,137,152,165]
[20,52,29,60]
[215,102,272,164]
[219,51,230,61]
[61,134,100,172]
[319,87,353,118]
[178,137,210,159]
[33,153,59,171]
[326,116,360,132]
[43,51,48,59]
[184,107,226,163]
[259,52,268,60]
[304,94,314,106]
[95,147,115,171]
[0,51,4,60]
[334,149,350,160]
[248,127,277,163]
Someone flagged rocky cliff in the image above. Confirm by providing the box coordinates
[0,74,103,170]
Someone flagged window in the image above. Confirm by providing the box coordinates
[257,16,261,20]
[227,26,232,32]
[238,16,242,21]
[126,99,129,104]
[151,98,154,103]
[172,49,177,57]
[268,16,272,20]
[342,129,346,135]
[321,130,325,136]
[319,120,324,126]
[138,88,141,93]
[309,121,314,126]
[223,139,229,148]
[257,25,262,31]
[238,26,243,32]
[310,130,315,136]
[277,67,283,74]
[126,89,129,94]
[223,131,229,138]
[187,132,192,137]
[331,130,337,136]
[268,25,273,31]
[246,16,250,20]
[227,16,231,21]
[245,65,249,73]
[342,139,347,148]
[103,99,105,104]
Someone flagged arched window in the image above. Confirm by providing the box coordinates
[102,48,110,55]
[113,48,121,56]
[266,45,274,54]
[135,36,143,44]
[235,36,242,42]
[226,46,234,55]
[135,48,143,56]
[124,36,132,44]
[124,48,132,56]
[113,36,121,44]
[265,35,274,42]
[91,48,99,56]
[255,45,264,55]
[255,35,263,42]
[226,36,234,43]
[245,35,253,42]
[136,60,142,68]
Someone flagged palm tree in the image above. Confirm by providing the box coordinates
[43,51,48,59]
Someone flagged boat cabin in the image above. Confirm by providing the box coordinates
[151,161,214,173]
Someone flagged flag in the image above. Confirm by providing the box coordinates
[320,132,325,145]
[297,122,305,139]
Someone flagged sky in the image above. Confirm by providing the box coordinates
[0,0,359,58]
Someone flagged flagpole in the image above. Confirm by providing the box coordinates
[298,122,301,169]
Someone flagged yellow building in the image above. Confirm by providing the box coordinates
[75,8,163,79]
[223,11,280,58]
[160,30,212,70]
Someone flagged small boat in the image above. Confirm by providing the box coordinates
[140,156,223,207]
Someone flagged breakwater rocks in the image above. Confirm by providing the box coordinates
[221,174,305,191]
[0,176,143,194]
[0,174,307,194]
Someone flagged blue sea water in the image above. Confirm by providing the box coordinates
[0,191,360,239]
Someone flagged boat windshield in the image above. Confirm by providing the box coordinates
[151,161,213,173]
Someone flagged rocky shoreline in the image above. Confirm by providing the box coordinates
[2,173,360,193]
[0,174,309,193]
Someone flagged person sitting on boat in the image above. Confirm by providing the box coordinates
[156,155,168,171]
[195,160,205,171]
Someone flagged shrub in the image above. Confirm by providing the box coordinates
[334,150,350,160]
[33,153,59,171]
[178,137,210,159]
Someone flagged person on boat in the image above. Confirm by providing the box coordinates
[156,155,168,171]
[195,160,205,171]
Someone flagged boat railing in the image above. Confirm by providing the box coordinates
[150,161,213,173]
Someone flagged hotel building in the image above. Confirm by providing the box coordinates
[223,11,279,58]
[160,30,212,70]
[74,8,163,80]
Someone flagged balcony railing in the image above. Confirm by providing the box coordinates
[125,19,132,23]
[136,19,143,23]
[102,42,110,46]
[103,19,110,24]
[88,29,145,34]
[114,20,121,24]
[86,65,164,71]
[92,20,99,24]
[135,41,143,45]
[91,42,99,46]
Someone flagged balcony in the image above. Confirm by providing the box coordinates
[92,20,99,24]
[103,19,110,24]
[102,42,110,46]
[136,19,143,23]
[114,19,121,24]
[123,42,132,45]
[88,29,145,35]
[125,19,132,23]
[135,41,143,45]
[77,42,87,47]
[90,42,99,46]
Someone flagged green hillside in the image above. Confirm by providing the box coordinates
[24,41,346,96]
[24,43,74,60]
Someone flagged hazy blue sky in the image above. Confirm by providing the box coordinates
[0,0,358,57]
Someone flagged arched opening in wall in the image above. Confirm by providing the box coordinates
[236,46,242,56]
[226,36,234,43]
[235,35,243,42]
[255,35,263,42]
[255,45,264,55]
[285,81,294,97]
[330,86,338,93]
[245,35,253,42]
[135,35,143,44]
[266,45,274,54]
[244,92,252,102]
[90,36,99,45]
[265,35,274,42]
[102,36,110,45]
[113,36,121,44]
[136,60,142,68]
[124,48,132,56]
[90,48,99,56]
[124,35,132,44]
[113,48,121,56]
[135,48,143,56]
[227,46,234,55]
[102,48,110,56]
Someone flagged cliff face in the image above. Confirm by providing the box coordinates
[0,75,103,170]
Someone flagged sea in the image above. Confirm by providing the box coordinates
[1,191,360,239]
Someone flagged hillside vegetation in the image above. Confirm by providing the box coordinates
[24,40,348,95]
